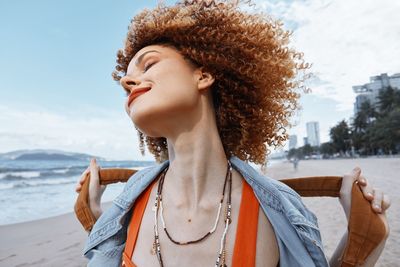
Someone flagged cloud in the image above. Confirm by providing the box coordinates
[254,0,400,112]
[0,105,154,161]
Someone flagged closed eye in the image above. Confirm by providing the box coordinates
[143,61,156,72]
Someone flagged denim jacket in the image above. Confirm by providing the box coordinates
[83,156,330,266]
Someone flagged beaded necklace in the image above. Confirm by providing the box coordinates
[152,160,233,267]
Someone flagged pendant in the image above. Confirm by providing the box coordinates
[151,241,156,255]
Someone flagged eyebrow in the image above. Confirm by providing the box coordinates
[134,50,161,66]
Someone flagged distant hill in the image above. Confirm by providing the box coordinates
[0,149,106,161]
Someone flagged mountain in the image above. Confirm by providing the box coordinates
[0,149,106,161]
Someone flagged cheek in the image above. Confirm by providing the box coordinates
[132,85,197,118]
[127,68,199,133]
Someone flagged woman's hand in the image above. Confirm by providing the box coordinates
[75,158,106,219]
[339,167,391,220]
[338,167,391,266]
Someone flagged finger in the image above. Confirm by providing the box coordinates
[79,174,89,184]
[382,194,391,211]
[357,174,367,186]
[349,167,361,182]
[75,183,82,193]
[79,167,90,184]
[90,158,100,184]
[341,167,361,194]
[90,158,100,168]
[372,188,383,213]
[358,177,374,201]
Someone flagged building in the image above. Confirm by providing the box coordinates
[303,137,309,146]
[288,135,297,150]
[353,73,400,114]
[306,121,320,147]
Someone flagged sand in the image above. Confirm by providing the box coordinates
[0,202,112,267]
[0,158,398,266]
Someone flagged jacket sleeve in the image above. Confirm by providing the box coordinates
[84,219,129,266]
[82,165,157,266]
[83,205,132,266]
[269,179,329,266]
[85,241,126,267]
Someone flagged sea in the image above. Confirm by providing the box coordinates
[0,159,156,225]
[0,158,283,226]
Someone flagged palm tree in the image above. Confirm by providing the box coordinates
[377,86,400,116]
[351,100,376,155]
[330,120,351,155]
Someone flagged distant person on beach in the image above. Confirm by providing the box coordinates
[75,1,390,266]
[293,157,299,171]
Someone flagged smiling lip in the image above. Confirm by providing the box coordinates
[127,87,151,107]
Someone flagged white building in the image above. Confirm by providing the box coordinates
[306,121,320,147]
[288,135,297,150]
[353,73,400,114]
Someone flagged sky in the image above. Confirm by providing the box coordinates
[1,0,399,160]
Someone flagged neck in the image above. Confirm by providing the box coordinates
[163,100,229,211]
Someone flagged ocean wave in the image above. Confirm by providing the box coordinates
[0,178,75,190]
[0,167,84,181]
[52,168,69,174]
[0,171,41,179]
[0,183,14,190]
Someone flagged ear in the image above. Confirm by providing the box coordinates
[195,67,215,91]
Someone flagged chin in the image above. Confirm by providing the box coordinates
[127,92,197,137]
[128,102,168,137]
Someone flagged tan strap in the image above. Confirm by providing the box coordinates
[74,168,136,232]
[282,176,387,266]
[281,176,342,197]
[74,169,387,266]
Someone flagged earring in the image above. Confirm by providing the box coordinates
[136,128,145,156]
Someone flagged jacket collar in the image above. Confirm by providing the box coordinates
[113,155,284,213]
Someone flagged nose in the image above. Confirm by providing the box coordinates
[120,75,140,92]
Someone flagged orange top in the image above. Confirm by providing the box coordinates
[121,179,259,267]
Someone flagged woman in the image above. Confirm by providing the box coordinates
[75,1,390,266]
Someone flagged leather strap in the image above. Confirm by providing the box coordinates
[74,168,137,232]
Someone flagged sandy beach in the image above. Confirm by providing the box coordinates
[0,202,113,267]
[0,158,398,266]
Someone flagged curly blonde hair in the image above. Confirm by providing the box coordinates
[112,0,310,165]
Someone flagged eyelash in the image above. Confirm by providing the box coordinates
[143,61,156,72]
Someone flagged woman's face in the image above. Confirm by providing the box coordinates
[120,44,214,137]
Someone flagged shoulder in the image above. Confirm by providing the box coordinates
[83,165,157,261]
[255,205,280,266]
[122,165,157,191]
[229,157,329,266]
[268,177,319,227]
[243,167,320,236]
[231,156,317,222]
[258,175,328,265]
